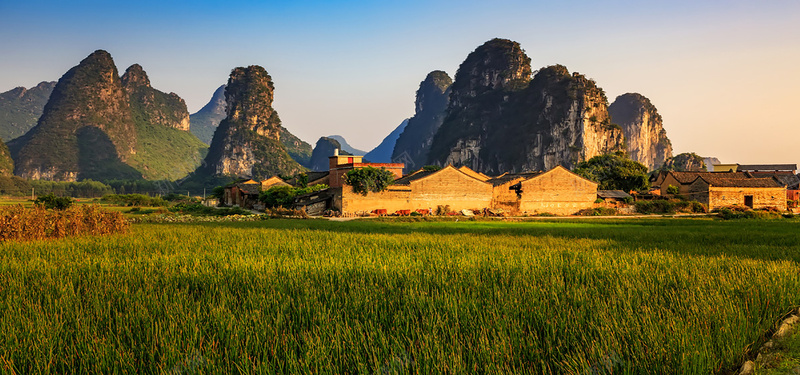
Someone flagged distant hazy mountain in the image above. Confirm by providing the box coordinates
[327,135,366,156]
[190,84,226,144]
[364,119,408,163]
[0,81,56,141]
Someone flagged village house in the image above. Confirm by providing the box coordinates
[597,190,632,205]
[260,176,290,190]
[222,179,261,209]
[327,150,404,188]
[509,166,598,215]
[687,175,786,211]
[337,165,494,214]
[652,170,750,195]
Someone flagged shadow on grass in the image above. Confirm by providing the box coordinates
[169,217,800,264]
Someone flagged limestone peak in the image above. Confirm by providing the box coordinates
[121,64,151,89]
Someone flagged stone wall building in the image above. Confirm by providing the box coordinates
[688,175,786,211]
[338,165,493,214]
[652,170,750,195]
[512,166,598,215]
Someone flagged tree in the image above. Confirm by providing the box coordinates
[344,166,395,195]
[573,152,650,193]
[34,193,74,210]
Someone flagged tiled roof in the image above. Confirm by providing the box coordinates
[393,169,439,186]
[598,190,632,199]
[669,171,750,184]
[487,172,541,187]
[236,183,261,195]
[695,176,783,188]
[737,164,797,171]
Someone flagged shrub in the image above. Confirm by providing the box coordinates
[666,185,679,195]
[435,205,451,216]
[577,207,617,216]
[33,193,74,210]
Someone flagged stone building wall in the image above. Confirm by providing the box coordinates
[491,180,524,214]
[409,167,493,211]
[341,186,412,213]
[708,187,786,211]
[517,166,597,215]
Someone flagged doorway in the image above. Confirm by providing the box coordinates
[744,195,754,208]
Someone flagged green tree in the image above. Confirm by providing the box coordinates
[259,184,328,208]
[574,152,650,193]
[344,166,395,195]
[34,193,74,210]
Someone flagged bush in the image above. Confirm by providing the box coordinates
[713,206,782,220]
[666,185,680,195]
[576,207,617,216]
[33,193,74,210]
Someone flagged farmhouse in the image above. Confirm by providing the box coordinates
[222,179,261,209]
[338,165,494,214]
[510,166,598,215]
[327,150,404,188]
[652,170,750,195]
[687,175,786,211]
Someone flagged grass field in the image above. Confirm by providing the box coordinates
[0,218,798,373]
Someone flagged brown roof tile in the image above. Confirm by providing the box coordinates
[694,176,783,188]
[669,171,750,184]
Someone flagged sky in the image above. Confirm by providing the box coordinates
[1,0,798,166]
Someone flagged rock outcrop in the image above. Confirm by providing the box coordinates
[202,66,305,179]
[0,81,56,141]
[365,119,408,163]
[190,84,226,144]
[309,137,349,171]
[191,84,313,167]
[609,93,672,170]
[392,70,452,172]
[122,64,190,132]
[0,141,14,177]
[11,50,140,181]
[427,39,624,174]
[662,152,706,172]
[121,64,208,180]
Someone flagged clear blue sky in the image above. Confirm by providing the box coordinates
[1,0,798,166]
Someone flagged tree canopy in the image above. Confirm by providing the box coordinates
[573,152,650,193]
[344,166,395,195]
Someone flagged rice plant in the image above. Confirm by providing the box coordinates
[0,218,797,374]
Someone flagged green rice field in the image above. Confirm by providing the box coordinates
[0,218,798,373]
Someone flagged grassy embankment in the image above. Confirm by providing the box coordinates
[0,218,798,373]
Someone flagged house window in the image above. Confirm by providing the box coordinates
[744,195,754,208]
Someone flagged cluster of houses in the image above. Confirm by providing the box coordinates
[222,150,799,216]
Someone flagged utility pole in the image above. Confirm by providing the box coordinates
[31,188,34,200]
